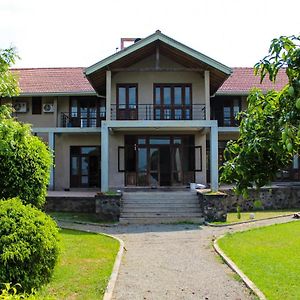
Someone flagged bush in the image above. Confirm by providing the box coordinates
[0,198,59,293]
[0,105,52,208]
[0,283,41,300]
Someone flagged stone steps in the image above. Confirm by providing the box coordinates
[120,191,203,224]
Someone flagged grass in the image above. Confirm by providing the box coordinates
[211,209,299,225]
[37,229,119,300]
[48,212,116,224]
[217,221,300,300]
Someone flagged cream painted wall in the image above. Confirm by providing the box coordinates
[195,132,207,184]
[111,54,206,112]
[109,133,125,188]
[55,133,100,190]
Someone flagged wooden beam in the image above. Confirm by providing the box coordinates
[155,45,160,70]
[111,67,204,72]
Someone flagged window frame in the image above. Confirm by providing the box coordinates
[32,97,42,115]
[153,84,192,120]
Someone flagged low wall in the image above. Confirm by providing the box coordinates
[45,197,95,213]
[222,186,300,212]
[45,194,121,222]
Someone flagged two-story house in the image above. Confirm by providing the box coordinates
[2,31,294,192]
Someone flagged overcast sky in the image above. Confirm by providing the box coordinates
[1,0,299,69]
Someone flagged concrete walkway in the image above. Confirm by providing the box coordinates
[59,215,296,300]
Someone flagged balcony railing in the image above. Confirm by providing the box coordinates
[111,104,206,121]
[61,112,105,128]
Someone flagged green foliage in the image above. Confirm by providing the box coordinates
[253,200,263,210]
[221,35,300,196]
[0,198,60,293]
[0,47,20,97]
[0,105,52,208]
[0,283,46,300]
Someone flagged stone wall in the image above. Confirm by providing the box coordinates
[223,186,300,212]
[45,194,122,222]
[45,197,95,213]
[197,190,228,222]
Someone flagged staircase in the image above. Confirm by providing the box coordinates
[120,191,204,224]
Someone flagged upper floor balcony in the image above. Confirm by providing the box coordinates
[110,103,206,121]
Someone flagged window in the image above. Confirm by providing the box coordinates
[153,84,192,120]
[32,97,42,114]
[116,84,138,120]
[68,97,105,127]
[211,96,241,127]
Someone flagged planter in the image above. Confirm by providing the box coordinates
[95,194,122,222]
[197,189,228,222]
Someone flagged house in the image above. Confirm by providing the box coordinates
[1,30,294,192]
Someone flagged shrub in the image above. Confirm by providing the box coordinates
[0,105,52,208]
[0,283,41,300]
[0,198,60,293]
[236,205,241,219]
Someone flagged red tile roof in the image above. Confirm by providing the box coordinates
[217,67,288,95]
[11,67,288,96]
[11,67,95,95]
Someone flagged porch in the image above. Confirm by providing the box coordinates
[101,120,219,192]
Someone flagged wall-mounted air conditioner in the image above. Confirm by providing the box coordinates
[43,103,54,113]
[13,102,27,113]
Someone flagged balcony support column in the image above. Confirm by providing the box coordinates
[106,71,112,121]
[48,132,55,190]
[101,122,109,192]
[210,125,218,192]
[204,70,210,120]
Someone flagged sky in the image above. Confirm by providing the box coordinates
[1,0,300,69]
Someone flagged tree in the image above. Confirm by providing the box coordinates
[220,35,300,196]
[0,105,52,208]
[0,47,20,97]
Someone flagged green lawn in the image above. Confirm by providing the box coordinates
[48,212,116,224]
[218,221,300,300]
[37,229,119,300]
[212,209,298,225]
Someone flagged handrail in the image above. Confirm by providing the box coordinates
[110,103,206,120]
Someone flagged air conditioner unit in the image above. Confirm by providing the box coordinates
[43,103,54,113]
[13,102,27,113]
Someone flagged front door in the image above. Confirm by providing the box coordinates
[123,135,198,186]
[70,146,100,188]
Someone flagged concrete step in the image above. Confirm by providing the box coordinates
[123,203,201,209]
[122,208,202,214]
[119,216,204,225]
[121,212,203,218]
[122,200,199,204]
[122,192,197,200]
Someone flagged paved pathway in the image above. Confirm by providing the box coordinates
[59,216,296,300]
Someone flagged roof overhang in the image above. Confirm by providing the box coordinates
[85,31,232,95]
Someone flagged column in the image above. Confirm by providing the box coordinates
[48,132,55,190]
[210,125,218,192]
[106,70,112,121]
[101,122,109,192]
[204,70,210,120]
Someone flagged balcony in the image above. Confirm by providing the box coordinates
[61,112,105,128]
[110,104,206,121]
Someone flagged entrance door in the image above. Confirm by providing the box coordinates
[123,136,199,187]
[159,146,172,186]
[70,146,100,188]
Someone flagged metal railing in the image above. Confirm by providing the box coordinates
[111,104,206,121]
[60,112,105,128]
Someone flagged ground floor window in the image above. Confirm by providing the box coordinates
[70,146,100,188]
[119,135,201,187]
